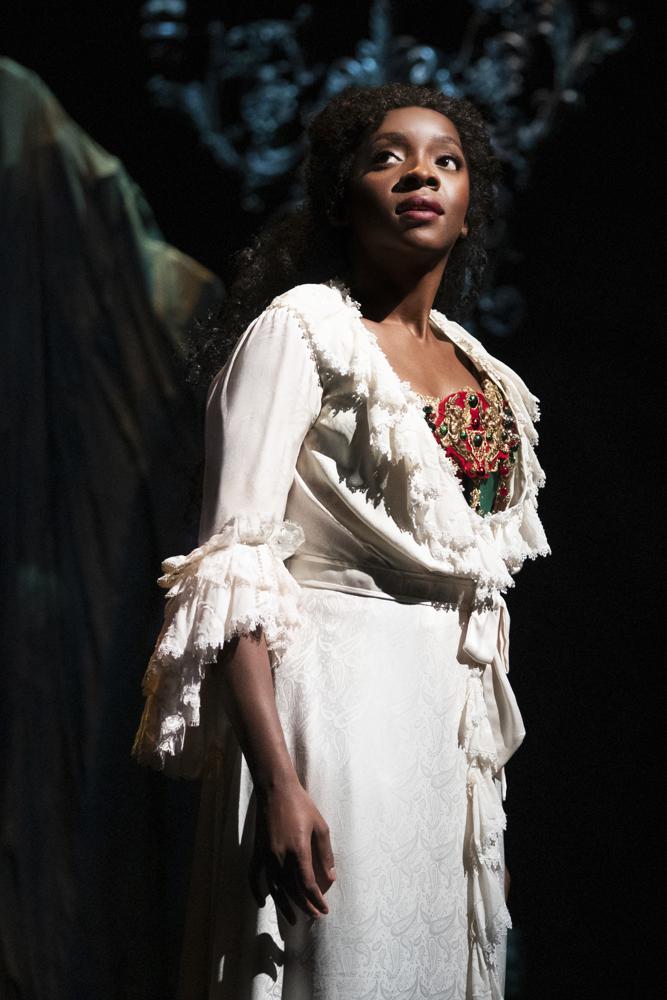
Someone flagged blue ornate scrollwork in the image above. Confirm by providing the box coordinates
[140,0,632,334]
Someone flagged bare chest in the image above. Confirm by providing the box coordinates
[362,319,484,400]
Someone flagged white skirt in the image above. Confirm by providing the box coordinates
[177,586,508,1000]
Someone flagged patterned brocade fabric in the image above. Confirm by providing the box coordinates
[419,377,521,516]
[132,279,550,1000]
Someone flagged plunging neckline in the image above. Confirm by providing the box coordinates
[360,318,487,407]
[322,275,529,523]
[327,276,491,407]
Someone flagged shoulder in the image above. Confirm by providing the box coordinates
[232,284,343,365]
[208,288,331,401]
[209,282,350,399]
[269,279,343,309]
[264,278,350,338]
[265,279,361,383]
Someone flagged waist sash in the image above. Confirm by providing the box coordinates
[288,551,525,773]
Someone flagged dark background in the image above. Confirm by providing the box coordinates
[2,1,657,997]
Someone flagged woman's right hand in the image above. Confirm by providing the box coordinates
[248,775,337,925]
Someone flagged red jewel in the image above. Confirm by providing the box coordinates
[472,417,480,429]
[500,465,510,477]
[499,486,509,497]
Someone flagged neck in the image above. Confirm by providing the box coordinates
[344,242,449,339]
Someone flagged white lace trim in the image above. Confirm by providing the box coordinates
[460,666,511,1000]
[131,513,305,771]
[269,279,550,601]
[267,281,541,994]
[428,304,550,575]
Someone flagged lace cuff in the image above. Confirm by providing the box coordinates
[131,514,305,775]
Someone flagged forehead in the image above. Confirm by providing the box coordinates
[368,105,462,145]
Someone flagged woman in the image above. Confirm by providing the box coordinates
[132,82,549,999]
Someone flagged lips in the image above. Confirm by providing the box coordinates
[396,196,444,215]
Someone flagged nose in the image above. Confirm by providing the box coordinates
[397,160,439,191]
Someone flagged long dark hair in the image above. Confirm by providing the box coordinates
[186,82,501,388]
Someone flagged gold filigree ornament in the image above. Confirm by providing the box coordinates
[418,377,520,515]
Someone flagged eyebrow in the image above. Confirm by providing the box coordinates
[371,130,464,153]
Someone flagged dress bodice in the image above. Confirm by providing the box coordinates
[132,277,549,783]
[416,378,520,517]
[131,279,548,1000]
[194,278,547,603]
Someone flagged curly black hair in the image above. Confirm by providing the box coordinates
[186,82,501,388]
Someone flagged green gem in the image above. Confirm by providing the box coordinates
[469,393,479,408]
[486,431,493,441]
[473,433,483,446]
[460,430,467,440]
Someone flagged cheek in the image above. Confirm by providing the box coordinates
[347,178,389,225]
[458,177,471,217]
[445,175,470,218]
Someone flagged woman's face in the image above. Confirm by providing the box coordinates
[343,105,470,266]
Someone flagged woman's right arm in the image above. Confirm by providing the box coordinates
[216,629,336,923]
[132,302,334,924]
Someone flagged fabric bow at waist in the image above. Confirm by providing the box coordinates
[461,601,526,773]
[288,549,524,994]
[288,546,525,784]
[287,551,477,607]
[288,551,525,776]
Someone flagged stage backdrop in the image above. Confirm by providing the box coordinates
[1,1,657,997]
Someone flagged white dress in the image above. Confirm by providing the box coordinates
[131,277,549,1000]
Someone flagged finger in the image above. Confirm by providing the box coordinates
[312,825,336,891]
[273,848,324,921]
[294,840,330,916]
[266,856,310,924]
[282,865,324,921]
[267,876,297,926]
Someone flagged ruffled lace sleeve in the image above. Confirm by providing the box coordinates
[131,304,322,777]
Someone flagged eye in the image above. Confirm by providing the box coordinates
[438,154,462,171]
[372,149,398,163]
[372,150,463,170]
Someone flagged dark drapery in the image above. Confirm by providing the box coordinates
[0,58,223,1000]
[0,0,657,991]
